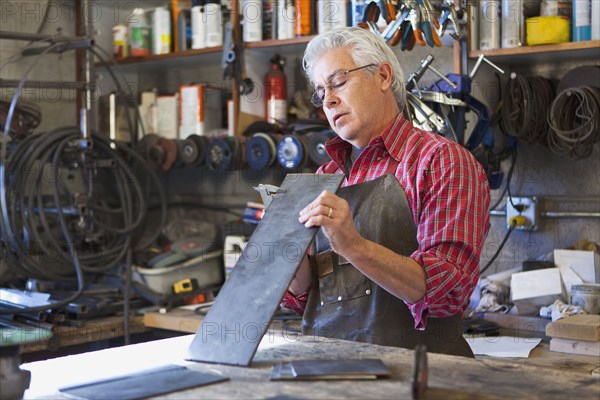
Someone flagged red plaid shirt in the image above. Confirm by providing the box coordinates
[282,113,490,330]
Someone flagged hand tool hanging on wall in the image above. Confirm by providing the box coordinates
[355,0,467,50]
[222,21,254,96]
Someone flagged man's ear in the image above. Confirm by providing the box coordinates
[378,63,394,91]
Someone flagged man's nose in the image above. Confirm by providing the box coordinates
[322,88,339,107]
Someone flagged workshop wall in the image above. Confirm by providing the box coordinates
[0,0,78,131]
[3,2,597,282]
[473,60,600,275]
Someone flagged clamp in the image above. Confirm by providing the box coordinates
[253,184,286,208]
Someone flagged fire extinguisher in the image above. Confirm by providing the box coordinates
[264,54,287,125]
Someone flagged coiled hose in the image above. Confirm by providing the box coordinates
[501,73,555,144]
[547,86,600,160]
[2,126,166,279]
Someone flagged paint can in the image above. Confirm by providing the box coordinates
[479,0,501,50]
[129,8,151,57]
[502,0,524,48]
[571,284,600,315]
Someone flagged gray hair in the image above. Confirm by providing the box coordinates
[303,27,406,109]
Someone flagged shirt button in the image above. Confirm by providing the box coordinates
[337,296,342,301]
[320,301,324,306]
[366,289,371,295]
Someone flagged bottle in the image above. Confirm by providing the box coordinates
[191,0,206,49]
[152,6,172,55]
[129,8,151,57]
[242,0,262,42]
[264,55,287,125]
[296,0,312,36]
[205,0,223,47]
[572,0,592,41]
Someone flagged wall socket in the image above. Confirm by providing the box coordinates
[506,196,538,230]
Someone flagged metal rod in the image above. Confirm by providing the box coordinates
[490,210,600,218]
[429,65,457,89]
[543,211,600,218]
[21,40,92,56]
[0,79,87,89]
[0,31,88,42]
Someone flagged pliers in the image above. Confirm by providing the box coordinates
[358,1,381,34]
[416,0,441,47]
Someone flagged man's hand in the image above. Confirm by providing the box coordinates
[298,190,362,256]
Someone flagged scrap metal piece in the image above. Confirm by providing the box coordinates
[187,174,344,366]
[253,184,286,209]
[412,344,428,400]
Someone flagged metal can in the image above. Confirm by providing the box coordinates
[112,24,129,59]
[571,284,600,314]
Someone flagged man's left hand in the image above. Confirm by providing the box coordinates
[298,190,361,255]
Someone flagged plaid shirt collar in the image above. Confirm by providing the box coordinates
[325,113,413,170]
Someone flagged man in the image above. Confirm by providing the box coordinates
[281,27,490,358]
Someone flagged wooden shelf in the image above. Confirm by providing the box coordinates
[468,40,600,65]
[245,35,314,49]
[99,45,223,67]
[95,36,316,68]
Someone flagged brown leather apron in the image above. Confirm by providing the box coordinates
[302,173,474,357]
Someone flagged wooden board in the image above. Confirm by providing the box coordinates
[186,174,344,366]
[550,338,600,357]
[24,334,600,400]
[545,314,600,341]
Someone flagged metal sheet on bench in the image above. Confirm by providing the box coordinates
[186,174,344,366]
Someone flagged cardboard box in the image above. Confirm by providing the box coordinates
[511,268,565,315]
[554,249,600,298]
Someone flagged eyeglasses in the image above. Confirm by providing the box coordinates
[311,64,376,107]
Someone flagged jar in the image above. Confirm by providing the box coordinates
[571,284,600,314]
[540,0,572,17]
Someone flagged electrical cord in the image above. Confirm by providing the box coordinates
[501,73,555,145]
[0,34,166,318]
[489,146,518,211]
[480,218,518,276]
[547,86,600,160]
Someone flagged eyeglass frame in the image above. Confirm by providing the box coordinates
[311,64,377,107]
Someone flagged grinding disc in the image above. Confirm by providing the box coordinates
[277,134,307,170]
[246,132,277,170]
[156,137,178,170]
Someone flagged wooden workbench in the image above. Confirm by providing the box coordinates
[144,307,600,376]
[23,332,599,399]
[21,315,148,354]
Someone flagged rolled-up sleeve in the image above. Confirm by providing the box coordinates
[406,144,490,330]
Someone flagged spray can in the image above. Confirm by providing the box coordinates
[296,0,312,36]
[317,0,348,34]
[242,0,262,42]
[468,2,479,51]
[191,1,206,49]
[479,0,501,50]
[502,0,524,48]
[350,0,367,27]
[572,0,592,41]
[129,8,151,57]
[152,6,172,54]
[264,55,287,125]
[205,0,223,47]
[277,0,295,40]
